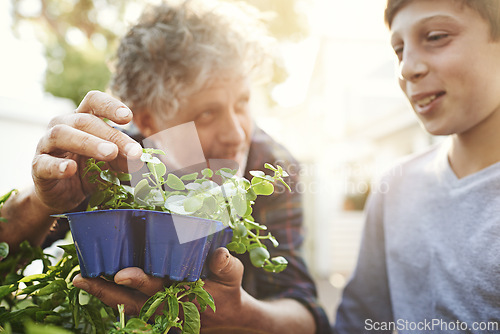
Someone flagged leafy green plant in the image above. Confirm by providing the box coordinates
[0,242,116,334]
[0,241,215,334]
[83,148,290,273]
[110,280,214,334]
[0,189,17,261]
[0,149,290,333]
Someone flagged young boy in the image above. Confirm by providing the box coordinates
[334,0,500,333]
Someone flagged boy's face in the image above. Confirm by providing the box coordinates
[390,0,500,136]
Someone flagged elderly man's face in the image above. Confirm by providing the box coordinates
[136,75,254,172]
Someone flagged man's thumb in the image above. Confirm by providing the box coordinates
[208,247,244,286]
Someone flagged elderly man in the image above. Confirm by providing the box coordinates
[0,1,330,333]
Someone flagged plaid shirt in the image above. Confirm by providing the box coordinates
[240,127,330,334]
[44,126,330,333]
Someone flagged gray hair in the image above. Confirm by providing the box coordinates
[109,0,275,122]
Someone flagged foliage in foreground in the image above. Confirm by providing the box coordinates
[0,149,290,333]
[0,242,213,334]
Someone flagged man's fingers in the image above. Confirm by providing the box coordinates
[44,115,143,160]
[32,154,78,180]
[114,267,167,296]
[38,124,118,160]
[208,247,244,287]
[73,274,148,315]
[76,90,133,125]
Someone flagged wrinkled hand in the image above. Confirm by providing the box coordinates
[72,248,250,327]
[32,90,143,213]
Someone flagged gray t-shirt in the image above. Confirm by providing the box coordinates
[334,140,500,334]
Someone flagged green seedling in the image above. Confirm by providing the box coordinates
[83,148,290,273]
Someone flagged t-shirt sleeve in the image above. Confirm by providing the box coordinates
[333,189,394,334]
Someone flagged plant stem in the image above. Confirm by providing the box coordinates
[118,304,125,329]
[247,230,263,246]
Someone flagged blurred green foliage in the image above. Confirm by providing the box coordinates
[10,0,310,107]
[44,42,112,108]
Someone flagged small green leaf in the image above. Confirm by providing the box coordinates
[181,301,200,334]
[185,183,202,191]
[143,148,165,155]
[245,189,257,202]
[34,280,67,296]
[272,256,288,266]
[57,243,77,255]
[88,191,105,208]
[117,172,132,182]
[201,168,213,178]
[240,178,251,191]
[231,195,247,217]
[148,161,166,178]
[134,179,151,200]
[180,173,198,181]
[19,273,47,283]
[249,247,270,267]
[233,223,247,238]
[0,242,9,259]
[167,294,179,320]
[263,256,288,273]
[251,178,274,196]
[141,153,162,164]
[0,189,16,205]
[217,168,236,179]
[193,287,215,313]
[81,304,107,333]
[122,185,134,195]
[235,242,246,254]
[246,243,261,251]
[0,284,17,300]
[267,234,279,248]
[25,321,73,334]
[18,282,50,296]
[244,202,253,217]
[264,163,278,172]
[139,291,166,322]
[166,174,185,191]
[123,318,153,331]
[249,170,265,178]
[226,241,239,252]
[164,195,190,214]
[201,196,217,215]
[100,170,120,186]
[183,196,203,213]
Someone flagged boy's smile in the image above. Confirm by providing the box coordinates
[390,0,500,137]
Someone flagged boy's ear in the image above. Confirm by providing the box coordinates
[133,111,156,137]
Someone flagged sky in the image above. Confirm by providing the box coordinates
[0,0,393,106]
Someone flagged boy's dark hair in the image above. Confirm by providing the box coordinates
[385,0,500,40]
